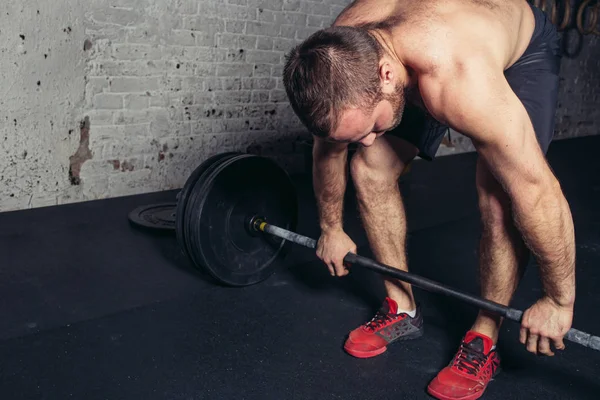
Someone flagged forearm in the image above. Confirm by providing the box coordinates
[312,142,348,232]
[512,182,576,306]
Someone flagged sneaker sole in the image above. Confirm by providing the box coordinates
[426,386,485,400]
[344,329,424,358]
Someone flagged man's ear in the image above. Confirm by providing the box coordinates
[378,59,395,93]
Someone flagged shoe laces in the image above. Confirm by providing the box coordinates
[453,342,488,375]
[364,310,403,331]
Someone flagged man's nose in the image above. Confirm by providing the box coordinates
[360,133,377,147]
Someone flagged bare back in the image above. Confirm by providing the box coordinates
[333,0,535,73]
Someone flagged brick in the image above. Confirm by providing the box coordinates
[213,91,252,105]
[86,110,117,126]
[252,91,270,103]
[223,105,245,118]
[113,110,154,125]
[86,27,129,45]
[203,78,222,91]
[177,0,199,14]
[270,90,288,103]
[194,30,217,47]
[191,119,214,134]
[194,92,214,104]
[244,104,277,118]
[274,12,307,26]
[110,77,160,93]
[225,20,246,33]
[246,22,279,36]
[302,2,332,16]
[247,0,282,11]
[124,94,150,110]
[149,94,169,107]
[113,44,162,60]
[86,77,110,96]
[273,37,295,52]
[242,78,276,90]
[279,25,297,39]
[218,48,247,63]
[196,0,221,16]
[271,64,283,77]
[257,36,274,50]
[217,63,254,77]
[257,9,276,23]
[218,4,255,21]
[218,33,257,49]
[94,93,124,110]
[181,77,205,91]
[253,64,271,77]
[195,63,218,76]
[166,30,197,46]
[213,118,250,133]
[283,0,302,11]
[296,27,318,40]
[126,27,160,44]
[307,14,332,28]
[222,77,243,90]
[108,169,153,197]
[183,16,224,31]
[246,50,281,64]
[88,8,142,27]
[186,105,215,121]
[88,60,167,77]
[80,160,121,176]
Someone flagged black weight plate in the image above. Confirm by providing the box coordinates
[182,153,249,274]
[128,202,177,231]
[183,154,253,277]
[176,152,241,261]
[187,154,298,286]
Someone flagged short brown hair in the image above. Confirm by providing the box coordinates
[283,26,384,137]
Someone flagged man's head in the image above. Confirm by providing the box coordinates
[283,26,407,146]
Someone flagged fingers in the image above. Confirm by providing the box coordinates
[521,327,564,356]
[537,336,554,357]
[552,336,566,351]
[526,332,539,354]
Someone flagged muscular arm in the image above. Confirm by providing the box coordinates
[312,137,349,231]
[419,57,576,306]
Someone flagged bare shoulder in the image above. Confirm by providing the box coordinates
[333,0,403,27]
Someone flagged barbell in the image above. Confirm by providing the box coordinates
[141,151,600,352]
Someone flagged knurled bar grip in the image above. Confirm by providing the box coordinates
[260,221,600,351]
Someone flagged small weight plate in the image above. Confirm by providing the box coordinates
[128,203,177,231]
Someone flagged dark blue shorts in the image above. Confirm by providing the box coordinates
[389,4,562,160]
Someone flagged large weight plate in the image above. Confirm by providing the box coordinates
[187,154,298,286]
[176,152,241,261]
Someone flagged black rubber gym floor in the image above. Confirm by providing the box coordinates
[1,135,599,399]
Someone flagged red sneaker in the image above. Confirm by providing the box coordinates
[344,297,424,358]
[427,331,501,400]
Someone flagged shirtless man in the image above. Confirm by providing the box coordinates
[282,0,576,398]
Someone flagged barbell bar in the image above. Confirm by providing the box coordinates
[250,216,600,352]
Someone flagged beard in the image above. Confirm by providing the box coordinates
[381,83,406,132]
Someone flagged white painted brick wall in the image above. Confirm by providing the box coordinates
[1,0,599,212]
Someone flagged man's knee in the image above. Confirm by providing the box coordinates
[477,175,511,229]
[350,151,407,193]
[350,137,416,192]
